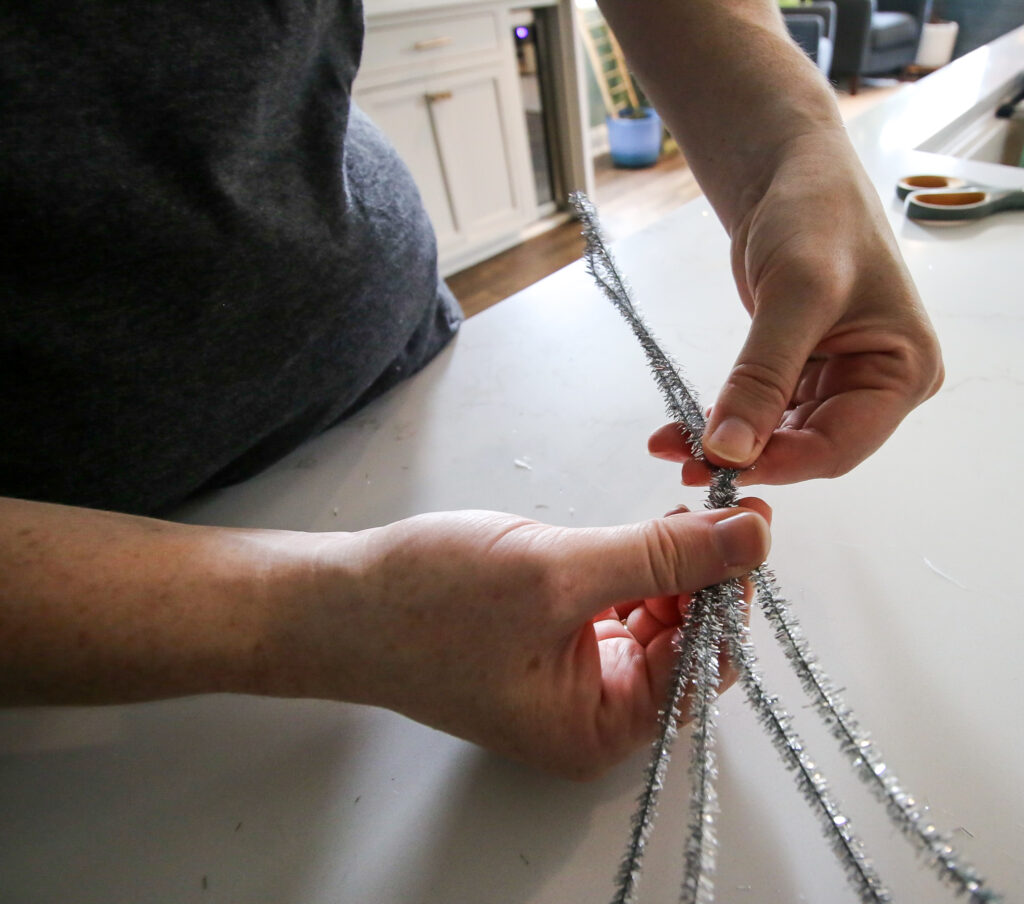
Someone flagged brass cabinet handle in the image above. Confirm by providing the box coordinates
[413,36,453,51]
[425,90,453,103]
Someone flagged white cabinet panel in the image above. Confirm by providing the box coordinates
[358,65,529,265]
[360,10,501,78]
[429,68,518,235]
[355,3,540,275]
[357,82,459,253]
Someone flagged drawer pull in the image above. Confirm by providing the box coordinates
[413,36,453,51]
[425,91,453,103]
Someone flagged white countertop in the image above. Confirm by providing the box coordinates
[3,28,1023,904]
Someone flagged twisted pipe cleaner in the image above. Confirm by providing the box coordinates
[716,581,890,903]
[610,591,712,904]
[750,567,1000,902]
[569,192,1001,904]
[678,583,727,904]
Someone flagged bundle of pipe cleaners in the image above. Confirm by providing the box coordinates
[568,192,1001,904]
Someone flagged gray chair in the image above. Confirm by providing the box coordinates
[831,0,933,93]
[782,2,838,76]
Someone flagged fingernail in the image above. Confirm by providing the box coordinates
[712,511,770,567]
[705,416,758,465]
[664,504,690,517]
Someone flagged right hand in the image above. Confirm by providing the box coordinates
[648,132,943,487]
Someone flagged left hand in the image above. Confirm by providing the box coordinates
[274,500,771,780]
[648,129,944,486]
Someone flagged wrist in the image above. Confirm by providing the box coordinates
[733,122,859,234]
[241,527,370,703]
[100,521,326,702]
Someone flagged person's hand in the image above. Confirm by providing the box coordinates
[0,497,766,779]
[648,129,944,486]
[265,503,770,779]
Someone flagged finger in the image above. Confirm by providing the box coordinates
[554,509,771,621]
[611,600,643,620]
[794,358,827,406]
[669,497,772,527]
[643,593,687,626]
[681,458,714,486]
[704,303,830,469]
[648,422,698,463]
[595,628,678,748]
[736,496,772,524]
[636,580,752,733]
[625,604,671,646]
[593,618,634,642]
[734,386,906,484]
[742,344,937,482]
[641,628,685,722]
[779,399,819,431]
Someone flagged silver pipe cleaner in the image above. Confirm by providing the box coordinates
[575,192,731,903]
[750,567,1000,903]
[573,191,877,901]
[611,581,713,904]
[716,586,891,903]
[569,191,1002,904]
[679,585,728,904]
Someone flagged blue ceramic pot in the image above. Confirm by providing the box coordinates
[607,107,662,168]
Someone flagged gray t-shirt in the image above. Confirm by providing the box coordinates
[1,1,461,515]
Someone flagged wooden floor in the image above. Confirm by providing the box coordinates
[447,82,904,318]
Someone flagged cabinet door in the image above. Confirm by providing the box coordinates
[426,65,523,239]
[356,80,460,255]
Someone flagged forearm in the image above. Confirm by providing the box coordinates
[596,0,846,228]
[0,494,774,776]
[0,497,332,705]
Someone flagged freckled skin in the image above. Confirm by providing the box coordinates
[0,499,770,780]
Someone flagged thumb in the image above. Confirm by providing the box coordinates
[704,306,824,468]
[562,509,770,618]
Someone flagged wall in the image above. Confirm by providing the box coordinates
[933,0,1024,57]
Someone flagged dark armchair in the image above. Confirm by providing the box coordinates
[782,2,838,76]
[831,0,933,93]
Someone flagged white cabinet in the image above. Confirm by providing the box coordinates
[355,3,539,275]
[357,78,462,251]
